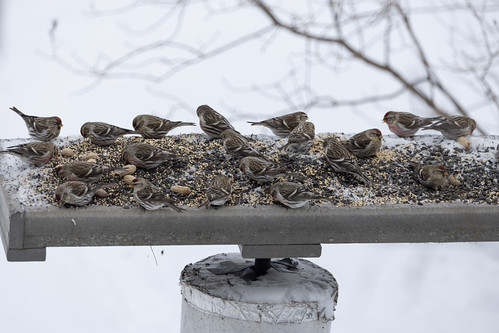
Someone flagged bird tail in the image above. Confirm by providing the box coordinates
[269,168,288,178]
[426,116,444,121]
[247,121,263,126]
[198,200,210,209]
[318,195,336,204]
[111,166,127,171]
[122,128,140,135]
[178,121,196,127]
[170,204,186,213]
[109,166,129,175]
[98,182,119,190]
[353,172,371,186]
[10,106,26,117]
[421,116,445,130]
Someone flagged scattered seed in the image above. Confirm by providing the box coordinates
[82,152,99,161]
[123,175,136,185]
[95,188,109,197]
[61,148,74,157]
[171,185,191,195]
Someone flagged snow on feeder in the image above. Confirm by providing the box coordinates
[180,253,338,333]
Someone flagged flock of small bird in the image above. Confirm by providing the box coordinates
[0,105,487,210]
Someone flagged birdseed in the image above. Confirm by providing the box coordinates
[0,134,498,209]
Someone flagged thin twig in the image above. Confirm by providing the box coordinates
[150,246,158,266]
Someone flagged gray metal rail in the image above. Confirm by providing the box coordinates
[1,183,498,261]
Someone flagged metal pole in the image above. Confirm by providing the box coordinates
[180,253,338,333]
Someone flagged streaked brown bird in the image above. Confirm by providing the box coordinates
[239,156,287,183]
[55,181,102,206]
[410,162,448,190]
[270,181,325,209]
[248,111,308,138]
[130,177,184,212]
[199,175,232,209]
[80,121,136,145]
[0,141,59,166]
[220,129,260,159]
[323,137,370,185]
[10,106,62,141]
[422,116,477,140]
[382,111,440,137]
[55,161,122,182]
[280,121,315,153]
[344,128,382,158]
[122,142,180,169]
[132,114,195,139]
[196,105,235,139]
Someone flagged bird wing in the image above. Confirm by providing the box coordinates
[7,144,43,158]
[71,182,95,196]
[348,132,371,149]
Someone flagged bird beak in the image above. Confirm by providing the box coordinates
[382,119,386,123]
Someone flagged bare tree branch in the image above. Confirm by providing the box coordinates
[47,0,499,134]
[251,0,488,133]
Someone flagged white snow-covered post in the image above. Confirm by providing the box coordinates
[180,253,338,333]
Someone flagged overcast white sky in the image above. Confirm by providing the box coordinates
[1,1,499,332]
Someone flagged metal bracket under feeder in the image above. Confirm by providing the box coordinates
[238,244,322,259]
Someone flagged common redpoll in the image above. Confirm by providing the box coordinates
[122,142,180,169]
[344,128,382,158]
[10,106,62,141]
[130,177,184,212]
[55,181,102,206]
[0,141,59,166]
[382,111,440,137]
[280,121,315,153]
[323,137,370,185]
[422,116,477,140]
[197,105,235,139]
[132,114,195,139]
[248,111,308,138]
[270,181,324,208]
[239,156,286,183]
[220,129,260,158]
[55,161,122,182]
[199,175,232,209]
[410,162,448,190]
[80,122,136,145]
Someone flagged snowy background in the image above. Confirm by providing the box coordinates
[1,1,499,332]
